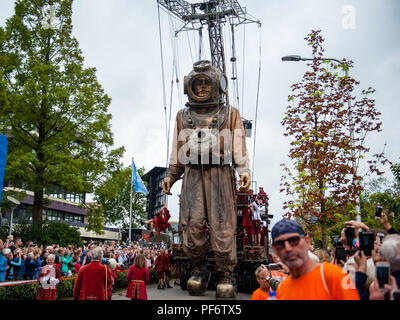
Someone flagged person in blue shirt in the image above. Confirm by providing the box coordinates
[6,249,23,280]
[0,248,11,282]
[24,252,39,280]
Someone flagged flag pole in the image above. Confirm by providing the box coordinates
[129,157,134,243]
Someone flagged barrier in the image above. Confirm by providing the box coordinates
[0,269,128,288]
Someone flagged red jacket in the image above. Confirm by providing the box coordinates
[154,254,169,272]
[156,208,171,225]
[126,265,149,300]
[73,261,112,300]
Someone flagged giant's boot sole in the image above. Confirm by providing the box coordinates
[215,282,238,300]
[187,275,207,296]
[187,267,211,296]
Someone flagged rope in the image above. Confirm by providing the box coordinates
[157,2,169,166]
[251,25,262,183]
[186,31,194,65]
[198,27,203,61]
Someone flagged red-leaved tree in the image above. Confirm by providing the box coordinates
[281,30,389,248]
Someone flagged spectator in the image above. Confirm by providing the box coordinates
[379,211,398,234]
[6,248,22,280]
[365,235,400,300]
[314,249,332,263]
[74,255,81,274]
[381,234,400,288]
[9,237,22,253]
[61,249,73,276]
[73,247,112,300]
[37,254,62,300]
[33,247,42,279]
[126,253,149,300]
[24,252,39,280]
[40,250,49,267]
[272,218,360,300]
[0,248,11,282]
[117,250,127,268]
[251,265,271,300]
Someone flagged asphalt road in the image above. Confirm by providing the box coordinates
[113,283,252,300]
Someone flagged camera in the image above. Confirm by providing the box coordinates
[267,263,281,271]
[359,231,375,256]
[375,205,383,220]
[332,236,342,248]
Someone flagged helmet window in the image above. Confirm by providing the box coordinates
[192,76,212,99]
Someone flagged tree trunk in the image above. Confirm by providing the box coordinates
[32,185,44,225]
[320,219,328,250]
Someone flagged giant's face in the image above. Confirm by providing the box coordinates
[192,76,212,98]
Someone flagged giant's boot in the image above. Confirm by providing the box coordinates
[215,271,238,300]
[187,263,210,296]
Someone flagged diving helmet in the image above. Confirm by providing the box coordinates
[184,60,228,107]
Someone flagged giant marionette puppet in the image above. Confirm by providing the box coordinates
[162,60,251,299]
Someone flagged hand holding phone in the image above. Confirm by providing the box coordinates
[375,206,383,220]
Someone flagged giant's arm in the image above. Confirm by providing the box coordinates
[163,112,185,194]
[231,107,251,190]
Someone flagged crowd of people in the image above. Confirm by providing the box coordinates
[0,233,177,300]
[1,207,399,300]
[251,211,400,300]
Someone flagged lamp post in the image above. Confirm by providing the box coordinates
[281,55,361,223]
[7,196,21,236]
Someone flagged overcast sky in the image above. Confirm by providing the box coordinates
[1,0,399,227]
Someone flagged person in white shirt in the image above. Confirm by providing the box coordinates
[252,198,262,245]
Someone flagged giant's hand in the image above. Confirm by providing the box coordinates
[162,177,173,195]
[239,173,251,192]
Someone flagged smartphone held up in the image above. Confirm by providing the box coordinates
[376,262,390,288]
[375,205,383,220]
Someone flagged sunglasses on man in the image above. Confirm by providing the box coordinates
[273,235,305,250]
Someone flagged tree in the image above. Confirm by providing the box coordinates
[0,0,124,225]
[91,166,148,230]
[280,30,388,249]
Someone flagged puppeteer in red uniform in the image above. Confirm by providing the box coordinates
[257,187,269,205]
[73,260,112,300]
[155,204,173,234]
[241,204,253,246]
[126,264,149,300]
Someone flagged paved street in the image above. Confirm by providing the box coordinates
[112,283,252,300]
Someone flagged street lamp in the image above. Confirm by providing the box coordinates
[282,54,361,223]
[7,196,21,236]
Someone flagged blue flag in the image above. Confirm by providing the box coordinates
[132,159,149,195]
[0,134,8,205]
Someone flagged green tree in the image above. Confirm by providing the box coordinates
[281,30,388,249]
[0,0,124,225]
[92,166,148,229]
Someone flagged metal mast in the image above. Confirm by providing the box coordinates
[157,0,260,75]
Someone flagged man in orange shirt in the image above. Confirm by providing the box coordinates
[271,219,360,300]
[251,265,271,300]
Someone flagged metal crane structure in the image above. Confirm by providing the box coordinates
[157,0,261,95]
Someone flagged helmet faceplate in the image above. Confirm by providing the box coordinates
[184,60,228,107]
